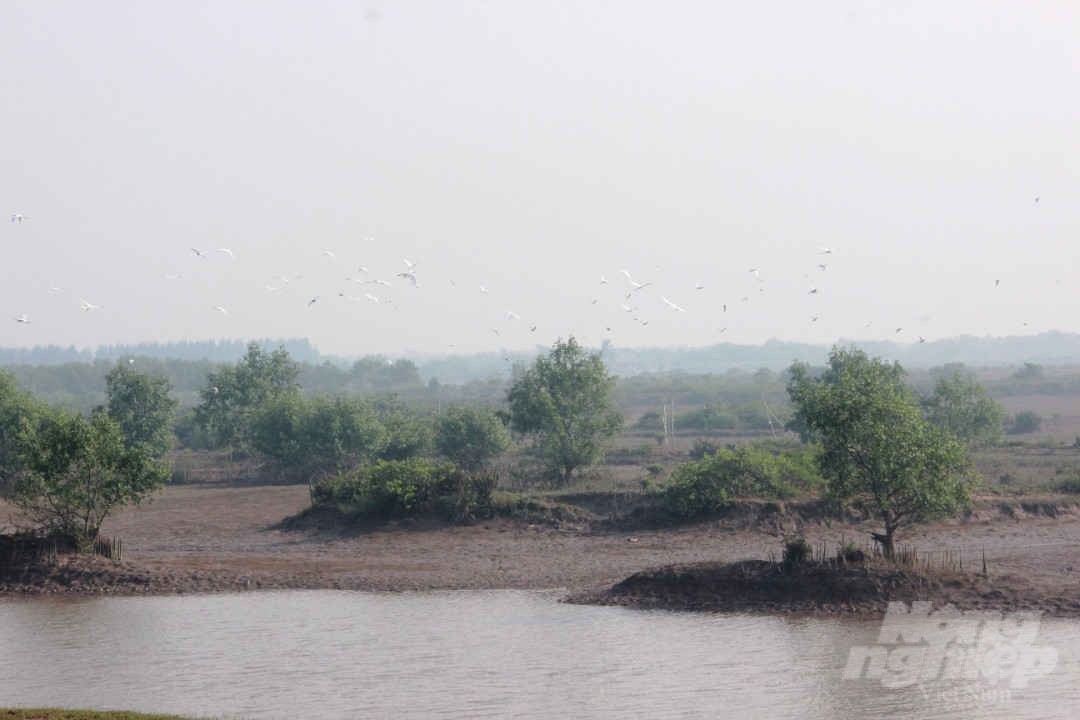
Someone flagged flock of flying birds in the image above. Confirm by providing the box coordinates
[7,203,1039,351]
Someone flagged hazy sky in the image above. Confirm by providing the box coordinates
[2,1,1078,357]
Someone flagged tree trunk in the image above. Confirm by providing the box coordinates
[560,465,574,487]
[871,525,896,559]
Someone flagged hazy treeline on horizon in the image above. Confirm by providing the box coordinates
[5,332,1080,382]
[3,335,1080,417]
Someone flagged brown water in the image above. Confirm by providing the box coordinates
[2,590,1078,719]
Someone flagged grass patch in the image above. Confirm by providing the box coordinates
[1059,476,1080,494]
[489,491,594,527]
[1,710,192,720]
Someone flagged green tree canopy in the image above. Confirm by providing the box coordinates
[373,398,434,461]
[194,343,300,451]
[104,363,178,457]
[921,370,1004,446]
[435,406,510,471]
[0,372,44,493]
[787,347,974,556]
[249,395,385,481]
[13,410,169,548]
[507,337,623,485]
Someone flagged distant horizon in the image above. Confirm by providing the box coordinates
[4,329,1080,369]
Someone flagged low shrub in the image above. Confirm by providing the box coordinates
[673,405,738,432]
[1006,411,1042,435]
[688,438,721,460]
[1059,476,1080,494]
[312,459,496,522]
[782,535,812,568]
[634,411,664,431]
[662,444,822,518]
[836,541,866,564]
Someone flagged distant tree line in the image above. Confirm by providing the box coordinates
[0,338,321,366]
[1,336,1037,559]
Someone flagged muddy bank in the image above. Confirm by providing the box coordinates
[2,484,1080,599]
[572,559,1080,617]
[0,552,447,596]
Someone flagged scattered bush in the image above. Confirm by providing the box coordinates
[437,469,498,523]
[312,459,496,523]
[1006,411,1042,435]
[782,535,812,568]
[1012,362,1044,380]
[249,395,384,481]
[733,403,774,431]
[836,541,866,564]
[688,438,721,460]
[374,399,434,461]
[634,411,663,431]
[673,405,738,432]
[1059,476,1080,494]
[662,444,820,518]
[435,406,510,471]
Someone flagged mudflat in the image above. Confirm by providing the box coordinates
[2,483,1079,613]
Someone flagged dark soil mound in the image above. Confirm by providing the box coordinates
[573,559,1080,617]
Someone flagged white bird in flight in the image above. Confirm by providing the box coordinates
[14,314,30,324]
[191,248,208,259]
[216,248,235,258]
[322,249,336,258]
[479,285,489,294]
[48,286,64,294]
[620,270,652,292]
[79,299,100,312]
[213,305,228,315]
[506,311,520,321]
[660,296,687,312]
[164,273,182,281]
[397,271,419,288]
[10,213,27,223]
[818,247,833,255]
[308,296,319,307]
[364,293,380,304]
